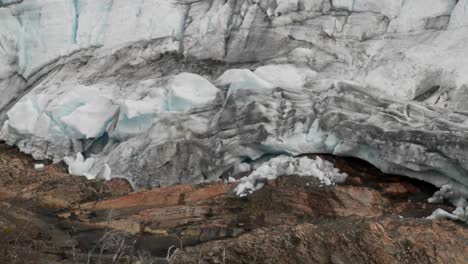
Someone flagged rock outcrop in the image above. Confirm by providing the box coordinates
[0,143,466,263]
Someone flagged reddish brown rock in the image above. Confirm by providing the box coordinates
[171,219,468,264]
[0,144,466,263]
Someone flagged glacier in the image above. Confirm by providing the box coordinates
[1,0,468,205]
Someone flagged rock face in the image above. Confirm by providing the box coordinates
[1,2,468,196]
[0,143,466,263]
[172,220,468,264]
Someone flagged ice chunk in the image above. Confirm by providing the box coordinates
[86,162,112,181]
[4,95,52,139]
[428,184,459,204]
[61,97,118,139]
[254,64,316,90]
[121,99,159,119]
[228,177,237,183]
[6,95,53,136]
[6,98,41,135]
[34,164,45,170]
[0,85,120,161]
[167,73,219,111]
[427,185,468,223]
[101,163,112,181]
[112,99,162,140]
[234,155,347,196]
[216,69,274,96]
[63,152,95,177]
[235,180,256,197]
[83,172,97,180]
[427,208,460,221]
[234,162,251,174]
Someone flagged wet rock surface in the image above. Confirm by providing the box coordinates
[0,143,466,263]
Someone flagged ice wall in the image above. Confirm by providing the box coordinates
[1,0,467,78]
[0,0,184,76]
[1,0,468,196]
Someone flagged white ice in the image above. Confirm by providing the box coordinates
[111,98,163,141]
[235,155,348,197]
[216,65,316,95]
[167,73,219,111]
[427,184,468,224]
[61,97,117,139]
[63,152,95,179]
[34,164,45,171]
[216,69,274,97]
[0,0,185,77]
[254,64,317,90]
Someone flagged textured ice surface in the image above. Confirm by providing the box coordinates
[216,69,274,96]
[0,71,220,162]
[60,97,117,139]
[0,85,120,161]
[0,0,184,76]
[167,73,219,111]
[112,99,162,141]
[235,155,348,196]
[387,0,457,32]
[427,185,468,223]
[1,0,468,202]
[253,64,317,90]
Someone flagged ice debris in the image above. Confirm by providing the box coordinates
[63,152,96,179]
[34,164,45,170]
[234,155,348,197]
[63,152,113,181]
[427,184,468,223]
